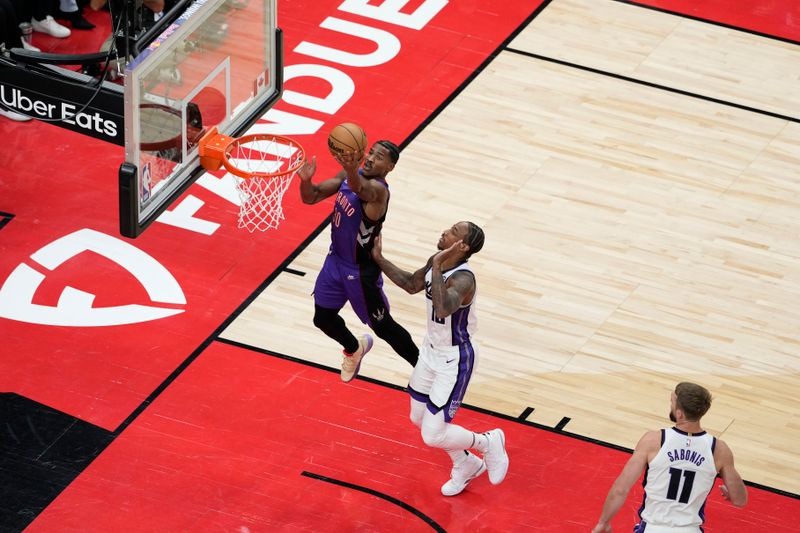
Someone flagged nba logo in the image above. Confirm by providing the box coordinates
[141,163,152,202]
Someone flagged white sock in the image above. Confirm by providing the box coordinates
[448,449,468,466]
[472,432,489,453]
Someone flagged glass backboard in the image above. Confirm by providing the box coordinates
[119,0,282,238]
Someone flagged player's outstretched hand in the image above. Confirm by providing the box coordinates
[720,484,731,501]
[297,155,317,181]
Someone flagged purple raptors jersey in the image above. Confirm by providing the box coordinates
[330,172,388,264]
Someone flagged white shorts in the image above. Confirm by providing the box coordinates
[407,338,478,422]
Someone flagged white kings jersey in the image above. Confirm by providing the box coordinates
[424,262,477,347]
[639,428,718,530]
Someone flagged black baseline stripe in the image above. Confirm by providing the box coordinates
[301,471,446,533]
[612,0,800,47]
[219,340,597,443]
[554,416,571,431]
[220,339,800,501]
[506,48,800,124]
[399,0,555,151]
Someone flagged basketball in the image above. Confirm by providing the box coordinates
[327,122,367,157]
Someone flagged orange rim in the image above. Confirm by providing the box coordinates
[198,127,306,179]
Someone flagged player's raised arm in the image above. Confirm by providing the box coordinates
[297,156,346,204]
[371,234,428,294]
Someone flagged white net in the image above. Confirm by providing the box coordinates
[227,136,304,232]
[234,173,294,232]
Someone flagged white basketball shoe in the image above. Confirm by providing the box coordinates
[483,429,509,485]
[441,452,486,496]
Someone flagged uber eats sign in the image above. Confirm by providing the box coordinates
[0,82,123,145]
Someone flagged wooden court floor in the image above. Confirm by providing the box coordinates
[224,0,800,498]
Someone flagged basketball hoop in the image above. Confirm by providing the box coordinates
[198,126,306,232]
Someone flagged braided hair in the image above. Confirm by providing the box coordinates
[463,222,485,259]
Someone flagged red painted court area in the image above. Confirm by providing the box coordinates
[24,342,800,532]
[632,0,800,41]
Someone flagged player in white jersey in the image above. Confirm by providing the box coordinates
[591,382,747,532]
[372,221,509,496]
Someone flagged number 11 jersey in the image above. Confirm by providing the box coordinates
[638,427,717,531]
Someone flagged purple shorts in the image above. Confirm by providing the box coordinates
[314,252,390,326]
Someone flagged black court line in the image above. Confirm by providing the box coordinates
[0,211,14,231]
[301,471,446,533]
[216,339,800,502]
[612,0,800,47]
[506,48,800,124]
[518,406,535,420]
[283,267,305,276]
[227,334,800,502]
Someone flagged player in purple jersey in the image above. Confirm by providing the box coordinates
[297,140,419,382]
[592,382,747,533]
[372,221,510,496]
